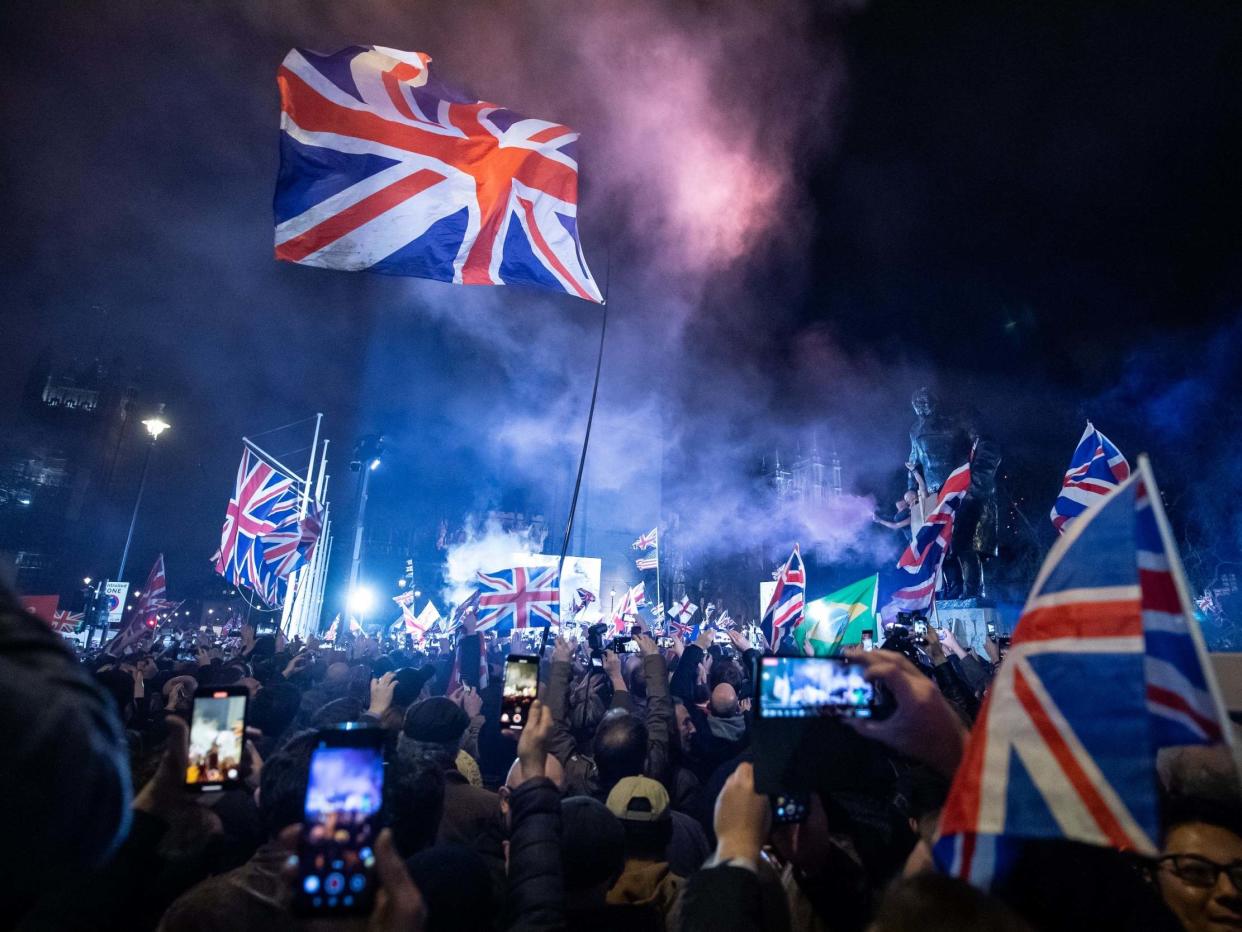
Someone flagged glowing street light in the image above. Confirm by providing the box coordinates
[347,586,375,616]
[117,404,171,582]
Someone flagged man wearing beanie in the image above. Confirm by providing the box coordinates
[560,796,662,932]
[605,776,686,930]
[399,696,500,850]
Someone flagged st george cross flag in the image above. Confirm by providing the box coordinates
[633,528,658,551]
[760,545,806,649]
[215,447,319,606]
[935,457,1231,888]
[275,46,602,302]
[878,461,972,622]
[667,596,699,625]
[1051,422,1130,534]
[475,566,560,634]
[610,582,646,633]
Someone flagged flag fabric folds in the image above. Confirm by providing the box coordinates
[633,528,658,551]
[610,582,646,633]
[215,447,320,606]
[475,566,560,634]
[793,575,879,656]
[635,555,659,572]
[760,545,806,649]
[878,461,971,622]
[935,457,1231,888]
[275,46,602,303]
[1051,422,1130,534]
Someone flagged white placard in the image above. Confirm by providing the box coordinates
[105,581,130,627]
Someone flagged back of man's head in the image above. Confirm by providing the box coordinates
[250,681,302,743]
[258,730,318,838]
[561,796,626,896]
[710,683,740,718]
[593,709,647,791]
[387,754,446,858]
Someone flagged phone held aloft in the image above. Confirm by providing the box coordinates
[755,655,895,721]
[185,685,249,792]
[500,654,539,731]
[293,725,386,917]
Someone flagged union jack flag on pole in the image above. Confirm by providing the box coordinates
[633,528,658,551]
[110,554,179,644]
[760,544,806,649]
[215,447,319,606]
[275,46,602,302]
[935,457,1232,888]
[610,582,646,633]
[1051,421,1130,534]
[475,565,560,634]
[878,460,972,622]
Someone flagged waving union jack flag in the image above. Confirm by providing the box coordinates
[475,565,560,634]
[633,528,658,551]
[760,545,806,649]
[215,447,317,606]
[610,582,646,633]
[878,459,972,622]
[275,46,602,303]
[1051,421,1130,534]
[936,457,1230,888]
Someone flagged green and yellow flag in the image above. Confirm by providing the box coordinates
[792,575,878,656]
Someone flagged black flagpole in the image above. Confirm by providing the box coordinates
[543,252,610,657]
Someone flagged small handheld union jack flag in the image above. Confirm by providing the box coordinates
[760,545,805,649]
[936,456,1232,889]
[1050,421,1130,534]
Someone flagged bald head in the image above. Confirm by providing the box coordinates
[710,683,740,717]
[505,751,566,792]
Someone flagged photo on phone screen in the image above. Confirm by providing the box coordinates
[756,656,879,719]
[860,630,874,652]
[500,655,539,730]
[186,687,248,790]
[913,620,927,635]
[771,791,810,824]
[294,728,385,916]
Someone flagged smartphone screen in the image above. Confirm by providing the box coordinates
[987,622,997,637]
[186,687,248,791]
[860,630,874,652]
[771,791,810,824]
[294,728,385,916]
[913,620,927,635]
[756,656,879,719]
[500,655,539,730]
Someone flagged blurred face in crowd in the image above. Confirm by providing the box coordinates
[674,702,695,753]
[1157,821,1242,932]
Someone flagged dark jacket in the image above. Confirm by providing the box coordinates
[504,777,564,932]
[670,646,752,782]
[678,864,790,932]
[438,769,502,848]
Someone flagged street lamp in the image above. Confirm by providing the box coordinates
[117,406,170,582]
[347,434,384,602]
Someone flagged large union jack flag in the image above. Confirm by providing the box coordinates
[760,544,806,649]
[935,457,1231,888]
[878,460,972,622]
[475,565,560,634]
[1050,421,1130,534]
[275,46,602,303]
[215,447,319,606]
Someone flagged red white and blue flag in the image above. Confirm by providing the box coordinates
[1051,422,1130,534]
[475,565,560,634]
[215,447,320,606]
[760,545,806,648]
[635,555,659,572]
[633,528,658,551]
[111,555,180,645]
[878,461,972,622]
[667,597,701,639]
[610,582,646,633]
[275,46,602,303]
[935,457,1231,888]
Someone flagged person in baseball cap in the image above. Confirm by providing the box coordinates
[605,776,686,920]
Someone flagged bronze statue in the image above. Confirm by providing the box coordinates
[907,388,1000,599]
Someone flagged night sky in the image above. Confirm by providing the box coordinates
[2,1,1240,611]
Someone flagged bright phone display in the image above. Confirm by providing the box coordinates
[293,727,385,916]
[860,630,874,652]
[186,686,248,790]
[756,656,882,719]
[771,791,810,824]
[500,655,539,730]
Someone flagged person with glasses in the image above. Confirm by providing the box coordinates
[1156,799,1242,932]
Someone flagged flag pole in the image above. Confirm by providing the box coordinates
[654,539,662,622]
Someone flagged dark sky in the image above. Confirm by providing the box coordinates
[2,0,1240,606]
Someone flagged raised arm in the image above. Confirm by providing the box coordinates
[636,634,672,784]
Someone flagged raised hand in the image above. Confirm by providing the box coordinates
[513,699,554,784]
[727,629,753,653]
[370,671,398,717]
[635,633,658,656]
[551,635,577,664]
[712,762,770,864]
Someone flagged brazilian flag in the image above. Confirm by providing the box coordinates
[793,575,879,656]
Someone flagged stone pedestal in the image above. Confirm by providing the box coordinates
[934,598,1002,654]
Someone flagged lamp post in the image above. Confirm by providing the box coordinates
[346,434,384,612]
[117,408,170,582]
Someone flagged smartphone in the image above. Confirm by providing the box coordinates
[657,636,676,649]
[771,791,810,824]
[987,622,997,639]
[860,630,874,652]
[755,656,893,720]
[293,726,386,916]
[610,636,639,654]
[913,620,927,636]
[186,685,249,791]
[500,654,539,730]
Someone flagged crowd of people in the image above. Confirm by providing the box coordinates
[3,577,1240,932]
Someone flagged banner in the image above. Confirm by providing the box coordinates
[18,595,58,624]
[105,581,130,628]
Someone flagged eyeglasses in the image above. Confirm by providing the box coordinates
[1158,854,1242,889]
